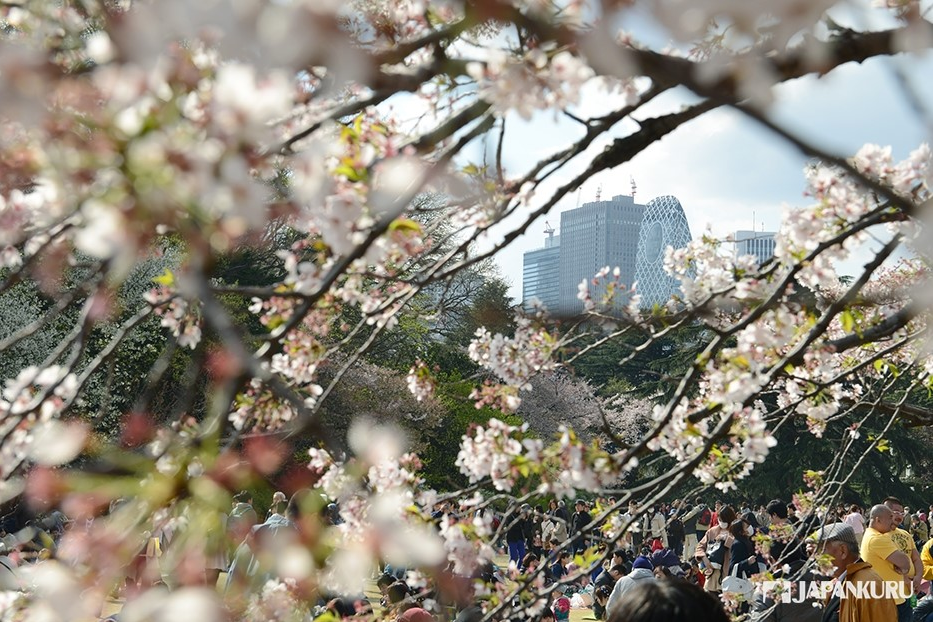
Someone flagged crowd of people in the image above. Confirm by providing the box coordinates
[461,494,933,622]
[3,490,933,622]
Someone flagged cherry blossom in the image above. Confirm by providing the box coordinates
[467,49,594,120]
[0,1,931,620]
[455,418,538,491]
[468,316,559,391]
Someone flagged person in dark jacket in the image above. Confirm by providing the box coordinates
[555,500,571,524]
[913,593,933,622]
[550,550,571,582]
[506,504,531,564]
[596,563,626,591]
[571,500,592,554]
[727,519,763,579]
[725,518,764,615]
[668,513,685,559]
[593,562,625,616]
[764,500,806,573]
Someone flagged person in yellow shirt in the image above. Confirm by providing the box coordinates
[921,537,933,581]
[861,504,911,622]
[812,522,897,622]
[883,497,923,596]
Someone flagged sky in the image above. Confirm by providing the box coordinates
[467,7,933,302]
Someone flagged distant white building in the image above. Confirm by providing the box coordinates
[735,230,777,265]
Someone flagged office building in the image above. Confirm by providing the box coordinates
[557,194,645,315]
[735,230,777,265]
[521,192,694,314]
[522,227,560,312]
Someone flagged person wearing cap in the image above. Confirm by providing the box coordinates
[860,505,912,622]
[812,522,896,622]
[605,555,655,617]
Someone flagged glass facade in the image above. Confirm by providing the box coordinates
[522,243,561,312]
[557,195,644,315]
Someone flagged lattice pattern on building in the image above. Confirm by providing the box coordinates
[633,195,693,308]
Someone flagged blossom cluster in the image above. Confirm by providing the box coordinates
[467,315,559,410]
[405,359,436,402]
[455,418,542,491]
[230,379,301,432]
[144,286,203,350]
[636,144,931,489]
[576,265,642,319]
[244,579,307,622]
[0,1,931,619]
[0,366,81,478]
[467,49,595,120]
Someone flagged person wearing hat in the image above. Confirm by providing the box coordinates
[605,555,655,617]
[811,522,897,622]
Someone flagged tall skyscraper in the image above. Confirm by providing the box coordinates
[634,196,694,308]
[557,195,644,315]
[735,230,777,265]
[522,227,560,312]
[520,192,694,315]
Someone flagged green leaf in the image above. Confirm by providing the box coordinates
[388,218,423,234]
[840,310,854,333]
[152,268,174,287]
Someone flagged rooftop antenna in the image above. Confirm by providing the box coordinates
[630,176,637,202]
[595,184,602,202]
[575,188,582,208]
